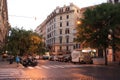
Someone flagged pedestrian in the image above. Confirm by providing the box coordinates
[9,55,14,64]
[15,55,20,67]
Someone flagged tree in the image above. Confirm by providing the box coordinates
[76,3,120,65]
[28,33,43,54]
[6,27,44,56]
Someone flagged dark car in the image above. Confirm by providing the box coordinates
[42,55,50,60]
[63,55,71,62]
[49,55,58,61]
[49,55,54,61]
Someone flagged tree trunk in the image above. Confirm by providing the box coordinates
[104,48,108,65]
[112,44,116,61]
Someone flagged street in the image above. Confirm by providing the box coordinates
[0,60,120,80]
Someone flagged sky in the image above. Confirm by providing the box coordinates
[7,0,107,30]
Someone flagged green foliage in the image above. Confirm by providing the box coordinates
[76,3,120,49]
[6,27,45,56]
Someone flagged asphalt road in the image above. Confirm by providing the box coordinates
[0,60,120,80]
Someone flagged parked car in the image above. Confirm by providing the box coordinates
[63,55,71,62]
[49,55,54,61]
[42,52,50,60]
[49,55,58,61]
[42,55,50,60]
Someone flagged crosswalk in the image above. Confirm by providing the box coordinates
[0,68,26,79]
[26,64,90,69]
[0,65,82,79]
[0,65,101,79]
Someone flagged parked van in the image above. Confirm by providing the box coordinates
[71,50,81,63]
[71,49,94,64]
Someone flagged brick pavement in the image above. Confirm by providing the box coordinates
[0,60,24,68]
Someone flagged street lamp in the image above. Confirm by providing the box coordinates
[77,21,82,25]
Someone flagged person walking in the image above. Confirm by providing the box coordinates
[15,55,20,67]
[9,55,14,64]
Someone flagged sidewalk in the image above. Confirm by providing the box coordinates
[0,60,23,68]
[0,55,23,68]
[107,61,120,67]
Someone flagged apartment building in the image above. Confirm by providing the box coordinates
[35,21,46,44]
[0,0,10,49]
[35,3,81,55]
[107,0,120,3]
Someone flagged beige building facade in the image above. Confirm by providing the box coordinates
[35,3,81,55]
[0,0,10,49]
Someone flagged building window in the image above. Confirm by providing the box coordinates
[54,37,55,43]
[73,45,76,49]
[47,35,49,38]
[60,46,62,51]
[59,8,63,13]
[66,46,69,51]
[54,18,56,22]
[54,24,56,28]
[60,16,62,20]
[66,36,69,43]
[60,22,62,27]
[66,21,69,26]
[52,25,53,29]
[54,30,55,35]
[66,15,69,19]
[60,29,62,34]
[76,44,78,48]
[77,10,79,13]
[66,7,70,11]
[59,36,62,43]
[65,28,70,34]
[49,33,51,38]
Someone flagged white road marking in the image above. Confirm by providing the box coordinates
[0,68,26,79]
[28,66,34,69]
[54,65,65,68]
[41,65,50,69]
[26,64,96,70]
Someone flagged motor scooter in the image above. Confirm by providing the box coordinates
[21,57,38,67]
